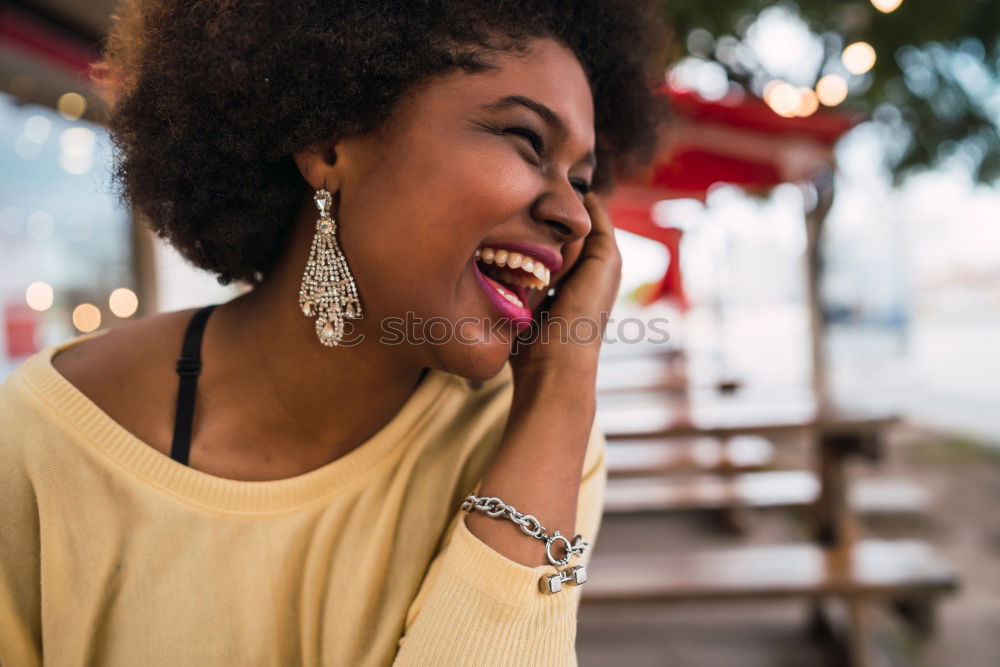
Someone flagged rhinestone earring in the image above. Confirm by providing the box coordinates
[298,188,363,346]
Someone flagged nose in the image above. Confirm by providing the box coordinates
[532,180,592,243]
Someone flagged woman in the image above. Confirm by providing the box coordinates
[0,0,668,664]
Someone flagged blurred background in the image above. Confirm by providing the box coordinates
[1,0,997,665]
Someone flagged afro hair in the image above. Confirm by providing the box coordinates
[99,0,672,285]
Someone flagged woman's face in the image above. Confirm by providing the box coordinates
[313,37,596,380]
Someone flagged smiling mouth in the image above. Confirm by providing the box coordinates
[474,246,552,308]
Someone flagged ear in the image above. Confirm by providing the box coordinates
[292,137,344,192]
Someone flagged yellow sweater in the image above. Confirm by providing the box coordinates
[0,332,606,666]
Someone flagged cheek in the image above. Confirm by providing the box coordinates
[454,146,539,224]
[339,139,539,316]
[412,138,538,251]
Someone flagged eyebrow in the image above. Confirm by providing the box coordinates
[478,95,597,169]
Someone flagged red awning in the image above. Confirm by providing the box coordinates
[609,83,863,307]
[0,6,96,79]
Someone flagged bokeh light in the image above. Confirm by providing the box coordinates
[795,87,819,117]
[842,41,877,75]
[13,134,42,160]
[816,74,849,106]
[57,92,87,121]
[764,81,801,117]
[72,303,102,333]
[686,28,714,57]
[25,282,54,312]
[870,0,904,13]
[23,115,52,143]
[109,287,139,318]
[59,127,96,175]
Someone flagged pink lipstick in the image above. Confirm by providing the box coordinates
[469,256,534,332]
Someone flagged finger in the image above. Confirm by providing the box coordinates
[580,192,620,259]
[583,192,614,238]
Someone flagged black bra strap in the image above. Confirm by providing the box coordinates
[170,304,217,466]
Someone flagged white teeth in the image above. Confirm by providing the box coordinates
[475,246,551,288]
[499,289,523,308]
[492,283,525,308]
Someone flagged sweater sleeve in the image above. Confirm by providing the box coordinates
[0,376,44,667]
[392,421,607,667]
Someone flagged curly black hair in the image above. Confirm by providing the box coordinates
[99,0,671,286]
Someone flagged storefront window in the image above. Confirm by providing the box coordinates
[0,91,133,379]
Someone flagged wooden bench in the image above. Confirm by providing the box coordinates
[606,435,775,477]
[603,471,930,516]
[598,397,896,441]
[581,537,959,665]
[581,539,957,605]
[593,387,952,666]
[597,355,687,394]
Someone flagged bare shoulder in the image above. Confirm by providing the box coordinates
[51,308,201,455]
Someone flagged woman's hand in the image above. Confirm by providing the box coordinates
[472,193,618,566]
[510,191,622,378]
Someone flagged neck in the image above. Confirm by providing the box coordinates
[202,199,426,465]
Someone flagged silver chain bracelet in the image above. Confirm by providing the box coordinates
[460,494,590,594]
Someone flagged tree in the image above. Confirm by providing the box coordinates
[660,0,1000,183]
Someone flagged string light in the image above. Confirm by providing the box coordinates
[57,92,87,121]
[59,127,96,175]
[109,288,139,318]
[842,42,877,75]
[25,282,54,312]
[764,81,801,117]
[72,304,101,333]
[870,0,903,13]
[763,80,826,117]
[796,87,819,117]
[816,74,849,106]
[23,116,52,143]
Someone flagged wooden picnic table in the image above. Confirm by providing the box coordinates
[589,383,956,666]
[598,390,895,539]
[597,389,895,443]
[583,539,957,604]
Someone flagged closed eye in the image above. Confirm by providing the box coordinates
[505,127,544,157]
[505,126,591,196]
